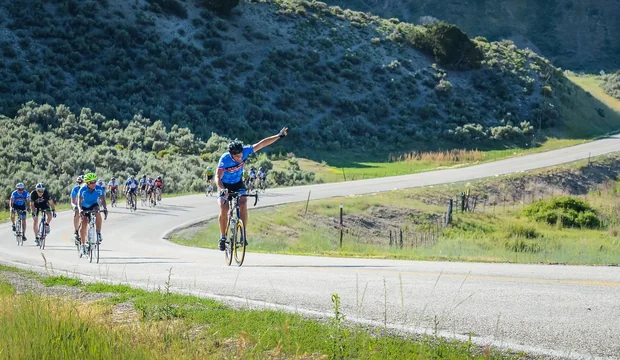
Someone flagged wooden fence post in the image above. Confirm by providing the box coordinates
[339,204,343,248]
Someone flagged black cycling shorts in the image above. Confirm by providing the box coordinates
[34,206,51,217]
[221,181,246,197]
[12,204,26,212]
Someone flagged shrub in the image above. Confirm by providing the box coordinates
[523,197,600,228]
[201,0,240,15]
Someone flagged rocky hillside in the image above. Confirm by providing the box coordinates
[0,0,618,155]
[326,0,620,72]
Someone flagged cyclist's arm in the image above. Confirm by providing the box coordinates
[216,168,225,192]
[9,197,14,210]
[77,196,84,213]
[48,199,56,211]
[99,195,107,210]
[253,127,287,152]
[29,199,35,214]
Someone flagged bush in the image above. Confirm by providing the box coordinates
[523,197,600,229]
[201,0,240,15]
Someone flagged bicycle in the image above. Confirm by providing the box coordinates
[126,191,137,211]
[140,188,147,207]
[13,210,27,246]
[156,187,162,202]
[258,177,267,193]
[110,190,118,207]
[222,191,258,267]
[206,182,214,197]
[77,209,107,263]
[36,209,50,250]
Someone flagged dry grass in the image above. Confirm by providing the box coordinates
[389,149,486,163]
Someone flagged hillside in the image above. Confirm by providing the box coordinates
[0,0,619,157]
[325,0,620,72]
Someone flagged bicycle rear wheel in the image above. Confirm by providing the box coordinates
[233,219,246,266]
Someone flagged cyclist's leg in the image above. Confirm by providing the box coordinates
[32,209,39,239]
[79,211,89,245]
[10,208,15,227]
[94,208,103,241]
[73,206,80,232]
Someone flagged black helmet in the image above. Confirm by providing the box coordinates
[228,140,243,155]
[251,166,256,170]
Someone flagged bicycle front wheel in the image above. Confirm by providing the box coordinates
[225,222,235,266]
[233,219,246,266]
[15,220,23,246]
[38,221,45,250]
[88,226,95,263]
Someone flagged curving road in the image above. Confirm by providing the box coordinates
[3,137,620,359]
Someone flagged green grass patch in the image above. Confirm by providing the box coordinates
[42,276,82,287]
[0,277,521,359]
[567,75,620,114]
[280,138,588,183]
[0,278,15,297]
[173,177,620,265]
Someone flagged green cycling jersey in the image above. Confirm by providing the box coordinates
[204,168,215,176]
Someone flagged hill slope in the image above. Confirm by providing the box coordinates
[0,0,618,155]
[325,0,620,71]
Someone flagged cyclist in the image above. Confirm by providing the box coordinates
[10,182,30,241]
[258,167,267,189]
[248,167,257,188]
[204,166,215,185]
[77,173,107,256]
[139,175,148,200]
[216,127,288,251]
[108,176,119,202]
[154,176,164,202]
[30,183,57,246]
[124,175,138,197]
[147,177,156,205]
[70,176,84,243]
[97,179,106,193]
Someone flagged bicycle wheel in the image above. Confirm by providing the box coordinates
[95,238,100,264]
[133,194,137,211]
[233,219,246,266]
[15,218,23,246]
[88,225,95,263]
[38,220,45,250]
[225,221,235,266]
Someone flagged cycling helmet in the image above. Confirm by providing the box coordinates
[259,167,264,171]
[35,183,45,190]
[228,140,243,155]
[157,176,162,180]
[206,166,212,170]
[98,179,104,183]
[142,175,146,179]
[16,183,25,189]
[84,173,97,183]
[251,167,256,171]
[111,177,115,180]
[76,176,84,183]
[130,175,135,179]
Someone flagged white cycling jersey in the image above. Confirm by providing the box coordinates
[108,180,119,189]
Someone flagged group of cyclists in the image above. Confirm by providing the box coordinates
[8,126,289,256]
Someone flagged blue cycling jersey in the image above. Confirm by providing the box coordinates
[78,185,105,208]
[217,146,254,184]
[11,190,29,206]
[70,185,82,199]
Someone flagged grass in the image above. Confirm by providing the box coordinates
[173,155,620,265]
[276,138,588,183]
[0,278,14,297]
[567,75,620,114]
[0,273,520,360]
[42,275,82,287]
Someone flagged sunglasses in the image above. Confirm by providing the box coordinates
[87,181,96,185]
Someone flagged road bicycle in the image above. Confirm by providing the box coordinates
[36,209,50,250]
[77,209,107,263]
[110,190,118,207]
[13,210,27,246]
[257,177,267,193]
[156,187,162,202]
[126,191,137,211]
[140,188,148,207]
[223,191,258,267]
[206,182,214,196]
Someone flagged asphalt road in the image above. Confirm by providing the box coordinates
[2,137,620,359]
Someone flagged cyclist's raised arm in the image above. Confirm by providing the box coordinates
[252,127,288,152]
